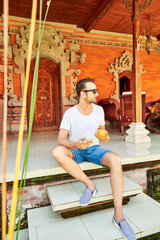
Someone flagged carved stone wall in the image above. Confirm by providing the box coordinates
[0,31,13,102]
[108,51,145,99]
[0,24,86,135]
[12,24,86,106]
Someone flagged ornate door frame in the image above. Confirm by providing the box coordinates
[108,51,145,100]
[9,24,86,107]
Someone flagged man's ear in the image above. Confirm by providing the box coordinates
[80,91,86,99]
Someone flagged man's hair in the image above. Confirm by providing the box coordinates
[76,78,95,102]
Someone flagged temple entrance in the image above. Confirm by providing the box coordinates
[27,58,61,132]
[119,72,132,96]
[119,76,130,95]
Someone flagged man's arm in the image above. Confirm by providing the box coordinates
[57,129,93,149]
[57,129,77,149]
[99,125,105,130]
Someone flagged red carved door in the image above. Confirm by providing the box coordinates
[27,58,61,131]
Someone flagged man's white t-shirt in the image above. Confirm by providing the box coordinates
[60,104,105,146]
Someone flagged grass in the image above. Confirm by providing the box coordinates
[139,232,160,240]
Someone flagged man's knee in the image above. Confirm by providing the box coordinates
[102,153,122,169]
[52,146,63,159]
[110,155,122,170]
[52,146,72,162]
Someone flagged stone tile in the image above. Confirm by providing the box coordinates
[47,183,80,207]
[6,229,28,240]
[123,194,160,234]
[27,205,62,228]
[80,208,139,240]
[129,192,148,204]
[123,176,142,192]
[71,177,111,197]
[134,192,160,208]
[28,227,38,240]
[36,217,92,240]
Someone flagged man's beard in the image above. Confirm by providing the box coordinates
[89,98,97,104]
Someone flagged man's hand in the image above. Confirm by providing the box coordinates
[100,135,110,143]
[95,129,110,143]
[76,137,93,149]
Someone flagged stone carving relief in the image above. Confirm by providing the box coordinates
[0,31,2,44]
[7,66,14,96]
[0,65,15,101]
[12,24,86,106]
[8,94,23,106]
[108,50,145,99]
[0,30,13,102]
[0,30,12,58]
[0,64,22,106]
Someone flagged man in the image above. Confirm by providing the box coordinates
[52,78,136,240]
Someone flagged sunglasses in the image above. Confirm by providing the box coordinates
[83,89,98,94]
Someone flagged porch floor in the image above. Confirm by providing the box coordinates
[0,129,160,182]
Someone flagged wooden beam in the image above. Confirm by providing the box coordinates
[83,0,114,32]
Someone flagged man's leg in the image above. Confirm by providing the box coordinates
[52,146,95,191]
[101,152,124,223]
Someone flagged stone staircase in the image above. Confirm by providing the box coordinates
[47,176,142,212]
[27,176,160,240]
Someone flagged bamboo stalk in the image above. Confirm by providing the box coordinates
[2,0,9,239]
[7,1,37,239]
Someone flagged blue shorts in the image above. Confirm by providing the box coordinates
[70,145,111,166]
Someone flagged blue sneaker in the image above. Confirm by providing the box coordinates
[79,187,97,206]
[112,216,136,240]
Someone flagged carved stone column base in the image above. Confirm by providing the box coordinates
[125,122,151,144]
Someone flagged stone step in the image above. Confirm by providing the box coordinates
[47,176,142,212]
[27,193,160,240]
[6,229,28,240]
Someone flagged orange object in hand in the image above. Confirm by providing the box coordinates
[95,129,110,141]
